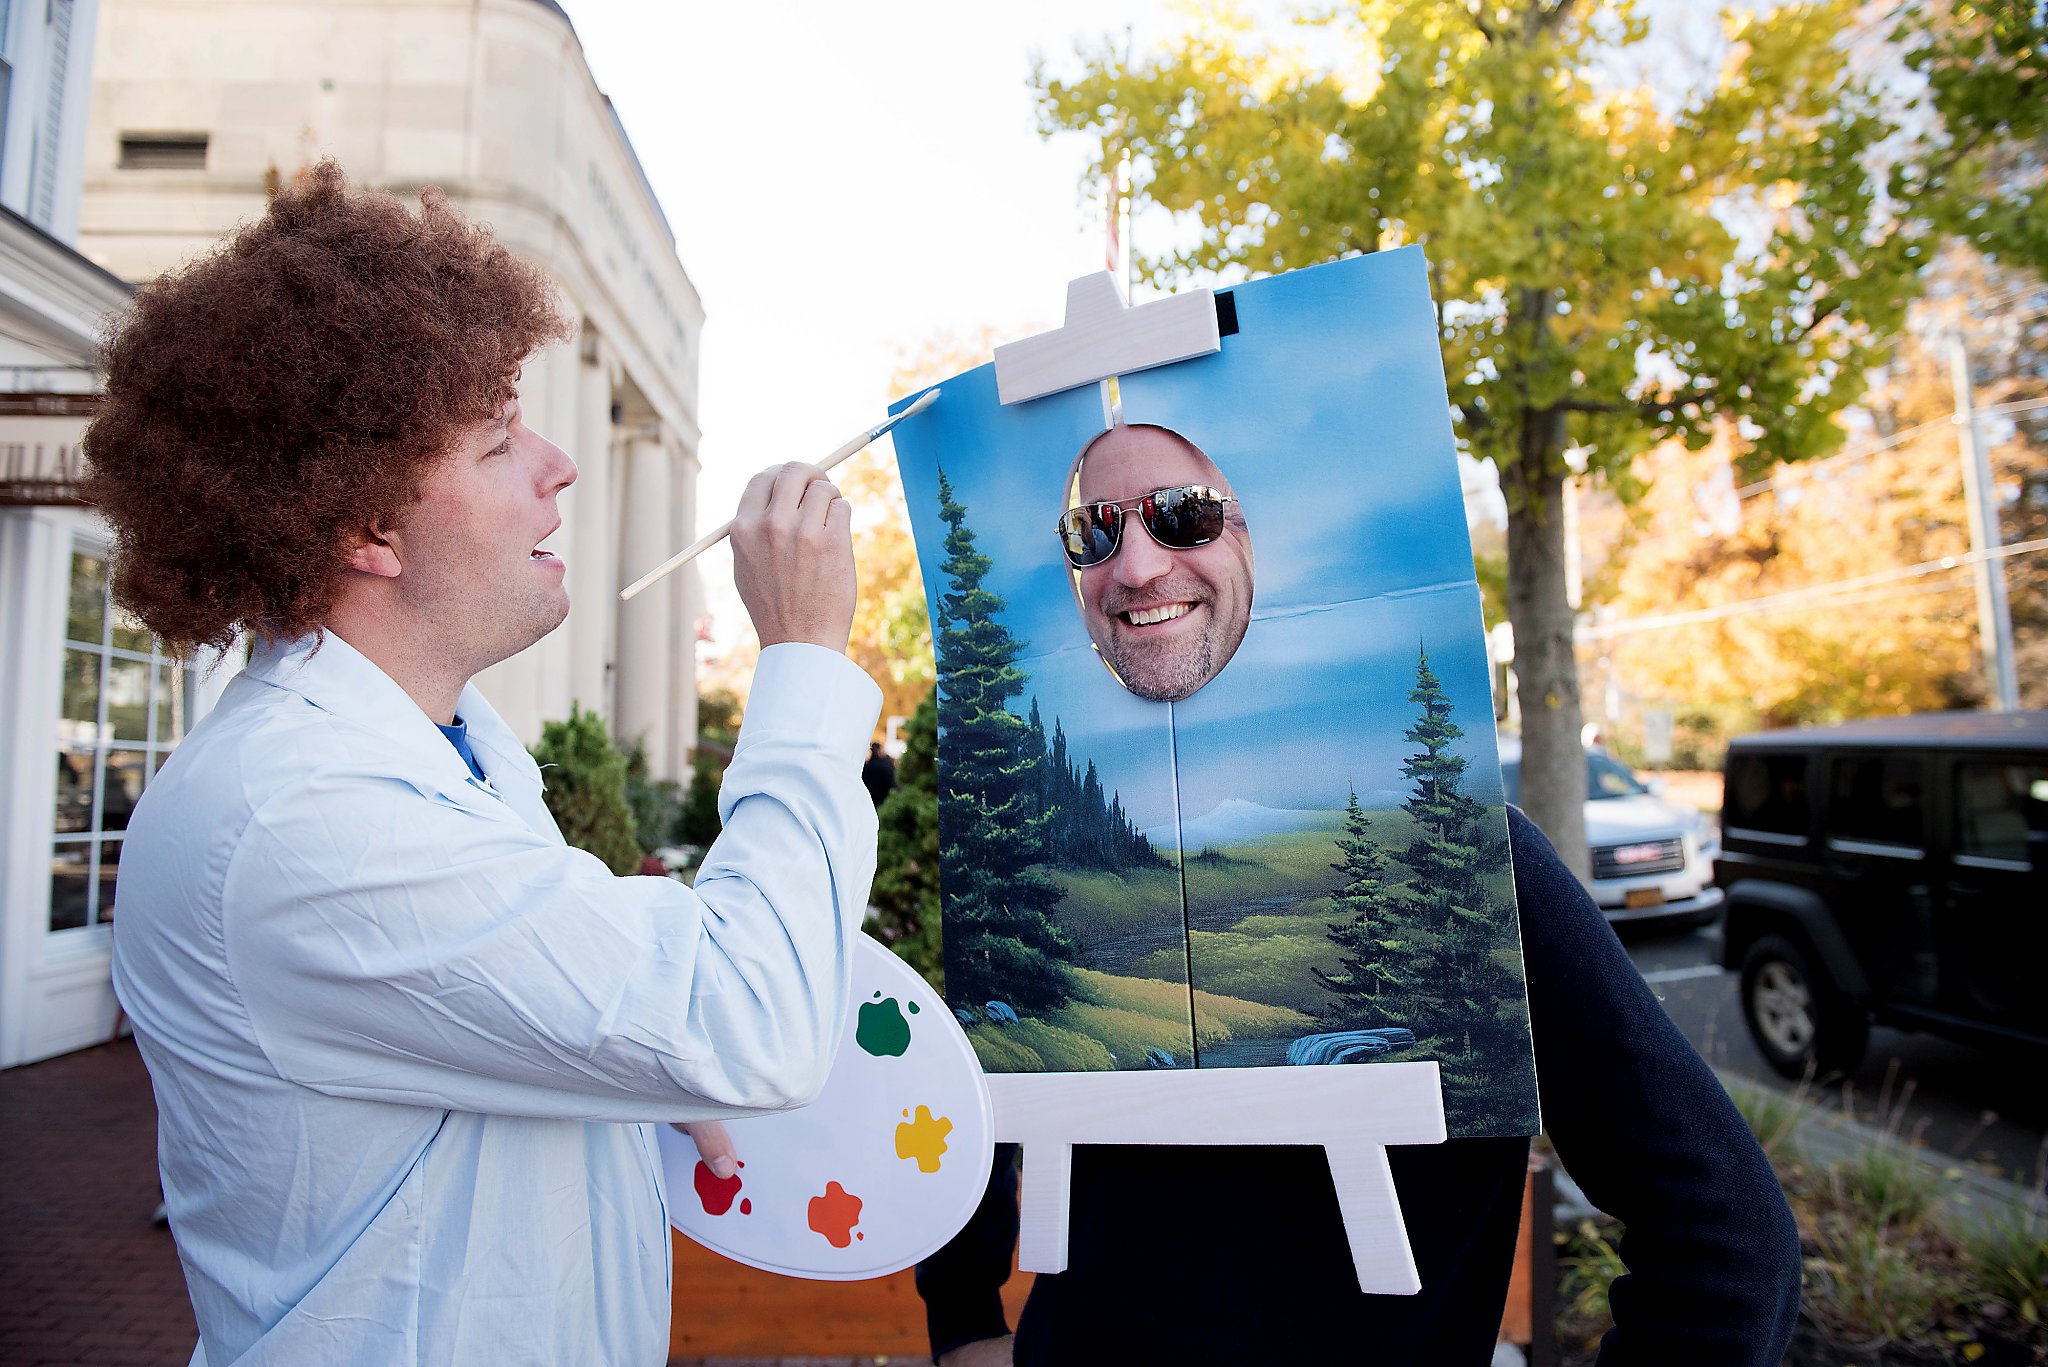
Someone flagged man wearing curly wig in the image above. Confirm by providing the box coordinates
[89,163,880,1366]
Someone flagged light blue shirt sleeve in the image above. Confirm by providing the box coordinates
[224,642,881,1122]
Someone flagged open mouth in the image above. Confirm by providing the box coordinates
[1121,602,1195,627]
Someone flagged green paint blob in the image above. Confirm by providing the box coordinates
[908,1001,920,1015]
[856,995,912,1057]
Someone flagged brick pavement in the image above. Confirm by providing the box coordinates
[0,1042,932,1366]
[0,1039,194,1367]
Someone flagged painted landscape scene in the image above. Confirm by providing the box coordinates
[892,249,1541,1137]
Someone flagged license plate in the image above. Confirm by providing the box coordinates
[1625,887,1667,909]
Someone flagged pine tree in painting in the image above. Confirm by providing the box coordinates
[933,470,1074,1014]
[1397,642,1531,1130]
[1312,784,1415,1027]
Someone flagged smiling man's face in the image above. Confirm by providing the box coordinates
[1070,424,1254,702]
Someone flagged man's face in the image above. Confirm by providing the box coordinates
[386,395,578,671]
[1070,425,1253,702]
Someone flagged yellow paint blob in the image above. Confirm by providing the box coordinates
[893,1104,953,1174]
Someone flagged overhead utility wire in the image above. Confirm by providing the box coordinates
[1580,536,2048,640]
[1733,396,2048,501]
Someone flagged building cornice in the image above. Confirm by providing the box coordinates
[0,209,133,360]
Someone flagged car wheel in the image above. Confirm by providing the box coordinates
[1739,933,1868,1079]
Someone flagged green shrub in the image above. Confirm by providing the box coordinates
[530,704,641,875]
[870,689,941,986]
[1558,1218,1627,1329]
[1961,1199,2048,1333]
[1727,1079,1803,1162]
[619,735,683,852]
[679,749,723,848]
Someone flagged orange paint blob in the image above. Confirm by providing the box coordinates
[807,1180,863,1248]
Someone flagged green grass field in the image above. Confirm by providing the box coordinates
[971,805,1519,1071]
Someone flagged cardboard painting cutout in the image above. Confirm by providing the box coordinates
[890,249,1540,1290]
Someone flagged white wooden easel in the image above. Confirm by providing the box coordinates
[984,272,1451,1296]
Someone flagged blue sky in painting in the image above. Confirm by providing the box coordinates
[893,247,1505,845]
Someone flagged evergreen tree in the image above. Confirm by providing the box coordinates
[1396,644,1532,1131]
[870,689,942,987]
[530,704,642,876]
[932,470,1074,1014]
[1312,785,1425,1027]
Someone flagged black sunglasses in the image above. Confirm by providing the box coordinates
[1057,484,1237,569]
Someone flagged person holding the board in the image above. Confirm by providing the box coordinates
[915,807,1801,1365]
[91,162,880,1366]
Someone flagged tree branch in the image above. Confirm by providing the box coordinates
[1464,1,1498,44]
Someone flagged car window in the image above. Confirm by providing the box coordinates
[1955,762,2048,862]
[1587,753,1648,801]
[1725,753,1809,837]
[1828,754,1925,849]
[1498,752,1648,806]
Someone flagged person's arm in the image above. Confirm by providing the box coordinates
[915,1143,1020,1364]
[1508,806,1801,1365]
[223,642,880,1122]
[226,461,876,1122]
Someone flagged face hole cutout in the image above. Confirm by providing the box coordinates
[1061,423,1255,703]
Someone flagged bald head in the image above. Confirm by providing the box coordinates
[1064,424,1254,702]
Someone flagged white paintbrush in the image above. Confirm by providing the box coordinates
[618,386,942,602]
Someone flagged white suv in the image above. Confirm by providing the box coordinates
[1497,737,1724,929]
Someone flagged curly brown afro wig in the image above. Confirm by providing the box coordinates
[82,160,571,654]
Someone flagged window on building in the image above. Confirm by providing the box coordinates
[51,549,192,933]
[1955,762,2048,864]
[1725,753,1811,839]
[117,132,208,171]
[1826,754,1925,851]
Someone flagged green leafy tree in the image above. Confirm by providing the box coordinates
[870,689,943,987]
[1313,785,1420,1025]
[932,470,1075,1014]
[1895,0,2047,274]
[531,704,642,875]
[1032,0,2022,873]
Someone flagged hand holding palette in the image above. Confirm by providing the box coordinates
[658,934,994,1280]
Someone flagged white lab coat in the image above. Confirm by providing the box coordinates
[113,630,880,1366]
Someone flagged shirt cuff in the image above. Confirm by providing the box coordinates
[736,642,883,759]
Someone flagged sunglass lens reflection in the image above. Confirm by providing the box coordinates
[1062,508,1119,568]
[1150,488,1225,547]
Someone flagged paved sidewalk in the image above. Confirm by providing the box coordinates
[0,1040,930,1367]
[0,1039,194,1366]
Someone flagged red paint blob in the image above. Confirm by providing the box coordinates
[739,1198,752,1215]
[807,1180,864,1248]
[693,1160,743,1216]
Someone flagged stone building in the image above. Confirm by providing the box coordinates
[1,0,704,1066]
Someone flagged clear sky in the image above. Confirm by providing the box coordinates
[560,0,1195,644]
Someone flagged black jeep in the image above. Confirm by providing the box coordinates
[1716,711,2048,1078]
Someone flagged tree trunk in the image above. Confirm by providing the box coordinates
[1504,416,1590,881]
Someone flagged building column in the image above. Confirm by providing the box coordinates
[666,437,701,780]
[613,428,672,773]
[568,332,614,720]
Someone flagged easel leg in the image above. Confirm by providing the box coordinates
[1016,1141,1074,1274]
[1325,1137,1421,1295]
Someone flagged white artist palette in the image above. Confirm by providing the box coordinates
[659,934,993,1280]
